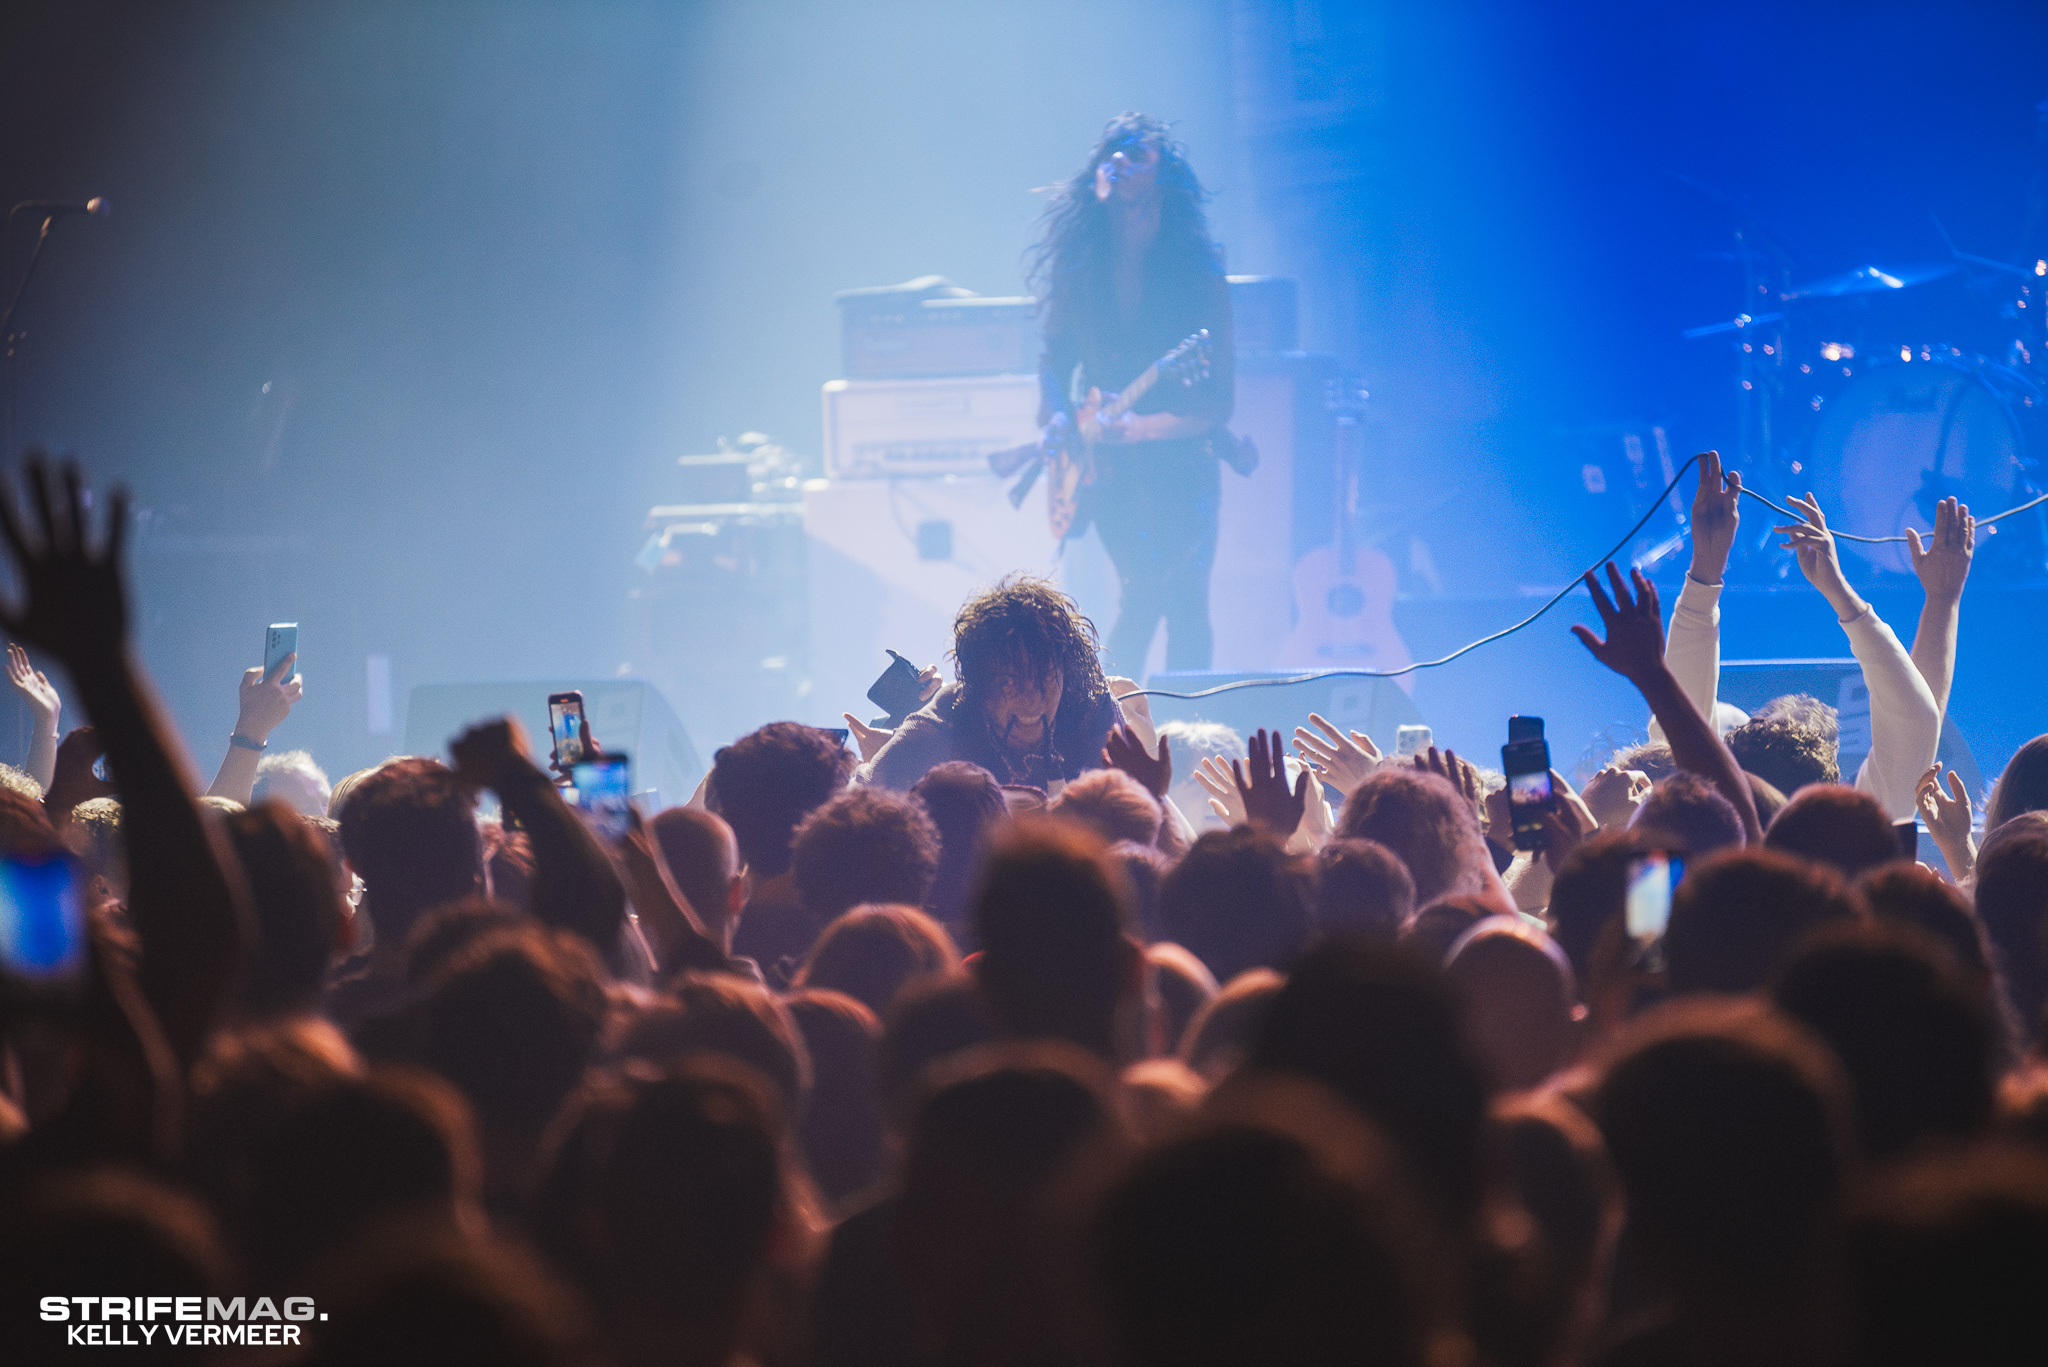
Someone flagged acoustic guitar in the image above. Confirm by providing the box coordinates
[1276,379,1415,694]
[990,330,1213,541]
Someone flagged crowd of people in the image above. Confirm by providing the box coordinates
[3,448,2047,1366]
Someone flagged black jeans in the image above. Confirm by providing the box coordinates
[1087,437,1221,677]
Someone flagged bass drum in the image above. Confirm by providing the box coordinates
[1804,354,2029,575]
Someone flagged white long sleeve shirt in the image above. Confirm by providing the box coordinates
[1649,575,1750,744]
[1654,574,1939,820]
[1841,604,1942,820]
[1662,575,1735,733]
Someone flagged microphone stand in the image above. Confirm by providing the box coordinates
[3,210,62,461]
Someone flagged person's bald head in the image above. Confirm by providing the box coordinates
[1445,917,1578,1093]
[650,807,745,948]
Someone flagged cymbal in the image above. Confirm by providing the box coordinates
[1782,262,1958,300]
[1681,311,1783,340]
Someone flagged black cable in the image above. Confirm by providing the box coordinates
[1733,483,2048,543]
[1129,452,2047,701]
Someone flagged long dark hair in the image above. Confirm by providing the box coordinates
[950,576,1111,780]
[951,575,1109,709]
[1026,113,1217,340]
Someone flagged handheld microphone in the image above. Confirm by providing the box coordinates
[9,198,109,220]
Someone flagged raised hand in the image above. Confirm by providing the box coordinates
[1570,562,1668,683]
[1106,676,1159,752]
[7,640,62,789]
[1412,744,1482,815]
[450,715,536,794]
[208,650,306,803]
[1292,712,1381,797]
[1689,449,1741,585]
[1572,559,1761,843]
[916,663,943,704]
[1541,770,1599,864]
[234,652,301,744]
[45,724,116,823]
[1916,763,1976,881]
[1906,495,1974,715]
[1907,496,1974,604]
[461,714,625,955]
[1103,723,1172,798]
[7,641,59,727]
[1483,784,1513,850]
[1773,493,1867,621]
[0,455,132,668]
[842,713,892,762]
[1194,754,1248,827]
[1581,764,1652,828]
[1233,727,1309,840]
[611,804,725,973]
[1295,768,1336,853]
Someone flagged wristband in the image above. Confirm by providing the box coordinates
[229,732,268,752]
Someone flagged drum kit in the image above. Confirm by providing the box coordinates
[1684,225,2048,581]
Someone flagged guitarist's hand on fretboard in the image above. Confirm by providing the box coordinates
[1075,387,1106,444]
[1029,329,1214,541]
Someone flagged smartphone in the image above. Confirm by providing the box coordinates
[1395,725,1433,758]
[0,852,87,984]
[548,691,588,768]
[573,754,632,842]
[867,649,927,725]
[1895,819,1919,863]
[1502,721,1552,852]
[264,623,299,679]
[1626,851,1684,947]
[823,727,852,747]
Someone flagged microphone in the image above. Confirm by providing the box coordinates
[10,197,109,220]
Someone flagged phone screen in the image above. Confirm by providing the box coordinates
[550,695,587,768]
[1395,725,1432,758]
[0,853,87,982]
[1502,736,1553,850]
[1626,852,1684,944]
[573,755,632,842]
[1895,819,1919,863]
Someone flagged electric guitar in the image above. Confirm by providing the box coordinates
[990,330,1213,541]
[1276,378,1415,694]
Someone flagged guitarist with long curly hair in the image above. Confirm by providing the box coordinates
[1028,113,1234,676]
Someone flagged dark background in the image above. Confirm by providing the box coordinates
[5,0,2045,779]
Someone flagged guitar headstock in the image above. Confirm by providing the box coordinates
[1323,373,1369,420]
[1160,329,1213,388]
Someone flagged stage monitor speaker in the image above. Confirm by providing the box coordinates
[402,679,703,809]
[1143,670,1424,758]
[1717,658,1982,796]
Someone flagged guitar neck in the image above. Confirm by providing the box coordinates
[1101,362,1162,423]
